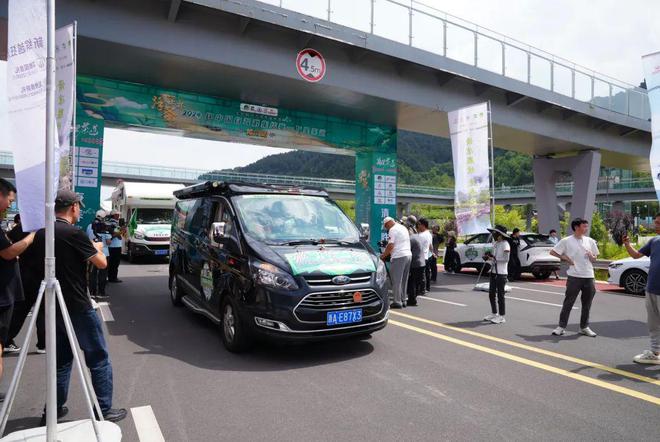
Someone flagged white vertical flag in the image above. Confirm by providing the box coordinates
[449,102,492,235]
[7,0,47,231]
[55,24,75,190]
[643,51,660,203]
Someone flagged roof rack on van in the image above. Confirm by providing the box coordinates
[173,181,329,199]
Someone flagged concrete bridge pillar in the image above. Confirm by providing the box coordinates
[397,202,412,218]
[533,151,601,235]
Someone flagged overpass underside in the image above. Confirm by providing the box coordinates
[0,0,652,234]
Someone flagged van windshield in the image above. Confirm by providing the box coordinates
[232,194,360,244]
[135,208,173,225]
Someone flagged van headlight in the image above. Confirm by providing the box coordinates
[251,260,299,291]
[134,231,145,240]
[376,259,387,287]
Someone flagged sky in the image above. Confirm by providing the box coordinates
[1,0,659,174]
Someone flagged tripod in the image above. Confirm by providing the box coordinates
[0,278,103,441]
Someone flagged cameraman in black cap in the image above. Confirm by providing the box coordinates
[29,189,126,423]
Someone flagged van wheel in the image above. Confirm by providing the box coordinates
[220,296,252,353]
[127,243,137,263]
[169,273,184,307]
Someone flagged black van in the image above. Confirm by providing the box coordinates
[169,181,389,352]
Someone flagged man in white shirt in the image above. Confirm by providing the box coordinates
[483,225,510,324]
[380,217,412,309]
[550,218,600,337]
[417,218,433,293]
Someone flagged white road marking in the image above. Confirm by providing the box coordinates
[131,405,165,442]
[508,285,566,296]
[506,295,576,309]
[419,297,467,307]
[98,302,114,322]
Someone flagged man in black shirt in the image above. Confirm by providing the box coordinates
[6,216,46,354]
[0,179,34,383]
[29,189,127,423]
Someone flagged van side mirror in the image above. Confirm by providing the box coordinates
[360,223,370,241]
[211,222,227,243]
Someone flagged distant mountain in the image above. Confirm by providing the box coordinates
[230,130,533,188]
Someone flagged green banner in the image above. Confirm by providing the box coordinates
[75,75,398,247]
[74,103,104,229]
[76,75,395,153]
[285,249,376,276]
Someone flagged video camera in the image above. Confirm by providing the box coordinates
[91,216,119,242]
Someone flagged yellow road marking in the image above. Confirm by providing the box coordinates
[390,311,660,387]
[389,320,660,406]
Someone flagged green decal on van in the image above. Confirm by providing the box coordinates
[285,250,376,276]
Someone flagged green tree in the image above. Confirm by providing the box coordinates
[589,212,608,243]
[494,205,525,231]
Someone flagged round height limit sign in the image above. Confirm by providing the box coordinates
[296,48,326,82]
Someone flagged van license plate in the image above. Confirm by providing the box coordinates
[154,250,168,256]
[327,309,362,326]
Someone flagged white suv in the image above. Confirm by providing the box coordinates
[454,232,560,279]
[608,257,649,296]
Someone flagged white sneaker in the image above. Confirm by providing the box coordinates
[483,313,497,322]
[490,315,506,324]
[36,347,46,354]
[552,326,565,336]
[579,327,597,337]
[633,350,660,365]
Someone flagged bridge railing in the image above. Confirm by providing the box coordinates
[261,0,650,121]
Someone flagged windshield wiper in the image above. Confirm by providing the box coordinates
[281,239,320,246]
[321,239,356,246]
[280,238,357,246]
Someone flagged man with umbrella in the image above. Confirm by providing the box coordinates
[483,225,511,324]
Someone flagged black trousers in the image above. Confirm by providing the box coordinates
[8,276,45,349]
[407,266,425,303]
[559,276,596,329]
[508,255,521,280]
[428,255,438,283]
[89,266,108,296]
[108,247,121,281]
[489,273,507,316]
[445,249,458,272]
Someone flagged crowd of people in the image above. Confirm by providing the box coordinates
[0,179,127,422]
[380,213,660,365]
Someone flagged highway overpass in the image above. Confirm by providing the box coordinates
[0,152,653,208]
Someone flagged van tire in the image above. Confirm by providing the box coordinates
[127,243,137,263]
[169,273,184,307]
[220,296,252,353]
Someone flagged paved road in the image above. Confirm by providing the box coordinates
[2,264,659,441]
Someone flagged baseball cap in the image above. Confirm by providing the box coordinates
[55,189,84,210]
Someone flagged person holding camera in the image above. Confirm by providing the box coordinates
[483,225,510,324]
[87,210,111,299]
[29,190,126,423]
[550,218,599,337]
[107,211,123,283]
[622,214,660,364]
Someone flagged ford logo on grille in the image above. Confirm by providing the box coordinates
[332,275,351,285]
